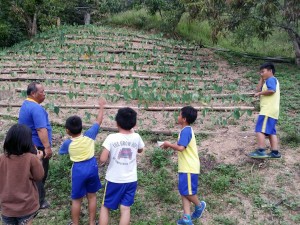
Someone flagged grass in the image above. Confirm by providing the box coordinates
[105,9,295,58]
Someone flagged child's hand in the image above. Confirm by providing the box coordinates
[161,141,171,149]
[254,92,261,97]
[37,150,44,160]
[98,98,107,107]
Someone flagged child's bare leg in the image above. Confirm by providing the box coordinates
[71,198,83,225]
[185,195,200,206]
[99,205,109,225]
[119,205,130,225]
[87,193,97,225]
[257,132,266,148]
[182,196,191,215]
[269,135,278,150]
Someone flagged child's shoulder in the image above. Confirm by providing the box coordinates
[181,125,193,132]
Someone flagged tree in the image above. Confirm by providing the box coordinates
[145,0,185,32]
[183,0,300,65]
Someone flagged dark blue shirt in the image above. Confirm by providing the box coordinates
[18,100,52,147]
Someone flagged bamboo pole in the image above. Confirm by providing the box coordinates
[1,78,209,91]
[0,113,255,136]
[63,35,201,51]
[0,103,255,111]
[14,88,254,99]
[0,57,211,67]
[0,69,214,82]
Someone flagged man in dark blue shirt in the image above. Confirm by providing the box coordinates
[19,82,52,209]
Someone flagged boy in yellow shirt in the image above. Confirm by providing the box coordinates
[161,106,206,225]
[249,62,281,159]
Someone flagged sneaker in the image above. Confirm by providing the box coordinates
[191,201,206,220]
[177,214,193,225]
[267,151,281,159]
[40,200,50,209]
[248,149,268,159]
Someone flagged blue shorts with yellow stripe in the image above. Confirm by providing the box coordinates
[255,115,277,135]
[178,173,198,196]
[102,181,137,210]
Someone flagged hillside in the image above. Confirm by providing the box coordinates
[0,25,299,225]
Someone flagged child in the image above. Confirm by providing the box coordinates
[59,99,106,225]
[249,62,281,159]
[99,107,145,225]
[161,106,206,225]
[0,124,44,225]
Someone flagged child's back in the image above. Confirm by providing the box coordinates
[59,99,105,225]
[0,124,44,225]
[103,132,144,182]
[59,122,99,162]
[99,107,144,225]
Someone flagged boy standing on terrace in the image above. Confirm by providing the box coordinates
[99,107,145,225]
[161,106,206,225]
[59,99,106,225]
[249,62,281,159]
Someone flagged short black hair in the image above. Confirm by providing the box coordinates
[27,82,40,95]
[260,62,275,74]
[65,116,83,135]
[115,107,137,130]
[3,124,34,157]
[181,106,197,124]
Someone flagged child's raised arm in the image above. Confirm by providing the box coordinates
[161,141,185,152]
[96,98,106,125]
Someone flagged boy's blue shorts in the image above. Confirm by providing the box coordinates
[255,115,277,135]
[178,173,199,196]
[102,181,137,210]
[71,157,101,199]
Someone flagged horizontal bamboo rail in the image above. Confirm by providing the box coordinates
[0,113,255,136]
[14,88,254,99]
[0,103,255,111]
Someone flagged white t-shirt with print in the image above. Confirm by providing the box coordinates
[102,132,145,183]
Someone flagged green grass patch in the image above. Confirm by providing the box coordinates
[201,164,241,195]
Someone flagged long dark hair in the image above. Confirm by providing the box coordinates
[3,124,34,157]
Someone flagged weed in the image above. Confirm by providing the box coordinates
[147,147,173,168]
[239,176,263,196]
[201,164,240,195]
[213,215,238,225]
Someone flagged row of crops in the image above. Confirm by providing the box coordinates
[0,25,257,134]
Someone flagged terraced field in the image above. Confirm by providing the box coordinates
[0,25,256,135]
[1,26,299,225]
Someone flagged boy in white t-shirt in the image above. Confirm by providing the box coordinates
[99,107,145,225]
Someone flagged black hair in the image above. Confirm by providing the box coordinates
[3,124,34,157]
[115,107,137,130]
[65,116,83,135]
[27,82,40,96]
[181,106,197,124]
[260,62,275,75]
